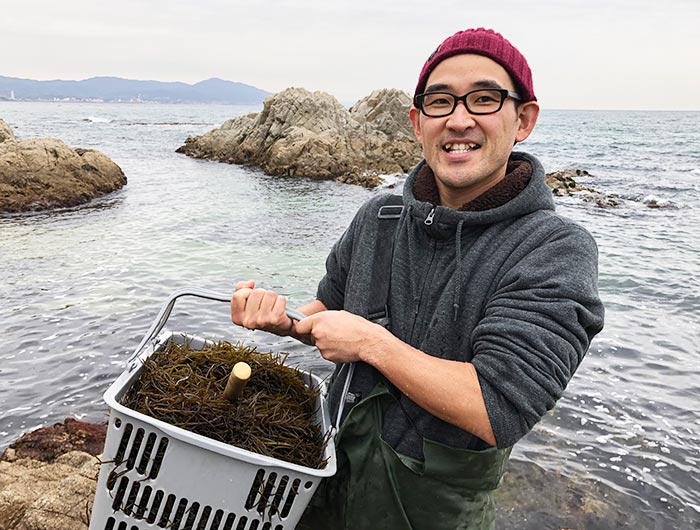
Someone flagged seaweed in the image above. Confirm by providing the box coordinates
[121,338,328,469]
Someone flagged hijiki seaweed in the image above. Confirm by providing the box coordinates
[121,339,328,469]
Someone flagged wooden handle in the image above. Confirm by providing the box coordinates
[223,362,251,402]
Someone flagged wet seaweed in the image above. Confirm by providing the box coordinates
[121,338,328,469]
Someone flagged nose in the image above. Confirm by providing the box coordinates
[445,100,476,130]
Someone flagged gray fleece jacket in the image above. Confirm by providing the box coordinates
[317,152,605,456]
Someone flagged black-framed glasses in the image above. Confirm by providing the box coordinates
[415,89,521,117]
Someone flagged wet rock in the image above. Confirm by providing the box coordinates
[2,418,107,464]
[545,168,620,208]
[177,87,422,188]
[0,125,127,213]
[495,459,654,529]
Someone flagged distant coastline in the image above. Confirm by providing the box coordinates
[0,75,271,105]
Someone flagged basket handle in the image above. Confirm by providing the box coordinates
[127,287,306,365]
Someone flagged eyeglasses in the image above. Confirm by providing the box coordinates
[415,89,521,117]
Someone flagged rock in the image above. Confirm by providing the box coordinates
[0,131,127,213]
[177,87,422,188]
[0,451,97,530]
[545,168,620,208]
[0,118,13,143]
[2,418,107,464]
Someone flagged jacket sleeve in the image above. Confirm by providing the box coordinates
[471,223,605,448]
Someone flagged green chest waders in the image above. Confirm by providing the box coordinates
[297,384,511,530]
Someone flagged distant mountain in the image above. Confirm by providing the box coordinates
[0,76,272,104]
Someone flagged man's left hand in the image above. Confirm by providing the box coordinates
[294,310,390,364]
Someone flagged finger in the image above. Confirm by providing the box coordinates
[241,288,267,328]
[230,288,253,325]
[294,313,314,336]
[235,280,255,291]
[258,290,280,315]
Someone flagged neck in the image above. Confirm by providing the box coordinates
[436,170,508,209]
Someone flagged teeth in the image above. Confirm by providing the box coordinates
[445,143,479,152]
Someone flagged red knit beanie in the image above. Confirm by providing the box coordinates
[414,28,536,104]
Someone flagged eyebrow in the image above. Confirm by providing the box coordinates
[424,79,506,93]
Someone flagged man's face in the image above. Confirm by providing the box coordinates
[409,54,539,208]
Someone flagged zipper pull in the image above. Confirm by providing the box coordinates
[424,207,436,226]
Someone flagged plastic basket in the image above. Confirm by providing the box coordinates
[89,289,336,530]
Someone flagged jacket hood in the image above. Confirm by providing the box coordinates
[402,151,555,237]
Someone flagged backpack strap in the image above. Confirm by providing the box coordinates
[367,194,404,328]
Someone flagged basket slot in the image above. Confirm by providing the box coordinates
[105,517,115,530]
[123,481,141,516]
[146,489,164,524]
[196,505,212,530]
[157,494,177,527]
[133,485,152,520]
[149,437,170,479]
[221,512,236,530]
[181,501,200,530]
[244,470,265,510]
[234,516,248,530]
[279,478,301,519]
[268,475,288,516]
[112,477,130,511]
[257,472,278,515]
[125,428,145,470]
[114,422,133,466]
[136,432,158,474]
[208,509,224,530]
[170,498,189,529]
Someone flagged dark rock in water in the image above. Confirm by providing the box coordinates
[545,168,620,208]
[176,87,422,188]
[1,418,107,464]
[0,121,127,213]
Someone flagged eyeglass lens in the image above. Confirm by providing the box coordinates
[420,89,506,117]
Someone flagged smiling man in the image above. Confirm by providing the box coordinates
[232,28,604,530]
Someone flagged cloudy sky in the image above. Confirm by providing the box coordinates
[3,0,699,110]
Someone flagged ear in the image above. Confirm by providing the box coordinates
[409,106,423,144]
[515,101,540,143]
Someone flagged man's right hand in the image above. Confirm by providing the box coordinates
[230,280,295,336]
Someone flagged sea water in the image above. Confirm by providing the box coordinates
[1,102,698,527]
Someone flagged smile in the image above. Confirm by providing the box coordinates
[443,142,480,153]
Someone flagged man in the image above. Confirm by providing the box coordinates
[231,28,604,530]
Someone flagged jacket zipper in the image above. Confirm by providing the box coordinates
[424,207,436,226]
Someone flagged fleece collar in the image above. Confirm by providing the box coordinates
[403,152,555,230]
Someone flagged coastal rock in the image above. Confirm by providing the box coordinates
[2,418,107,464]
[545,168,620,208]
[0,129,127,213]
[176,87,422,188]
[0,451,97,530]
[0,118,13,143]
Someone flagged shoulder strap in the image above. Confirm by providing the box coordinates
[367,194,404,327]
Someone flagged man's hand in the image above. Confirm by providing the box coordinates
[230,280,294,336]
[294,310,392,363]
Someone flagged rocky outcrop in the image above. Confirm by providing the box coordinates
[0,118,13,143]
[0,121,127,213]
[177,87,422,188]
[0,451,97,530]
[545,168,621,208]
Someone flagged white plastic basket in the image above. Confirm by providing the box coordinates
[89,289,336,530]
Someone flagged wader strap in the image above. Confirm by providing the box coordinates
[367,194,404,328]
[334,194,404,428]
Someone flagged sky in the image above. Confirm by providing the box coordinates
[2,0,699,110]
